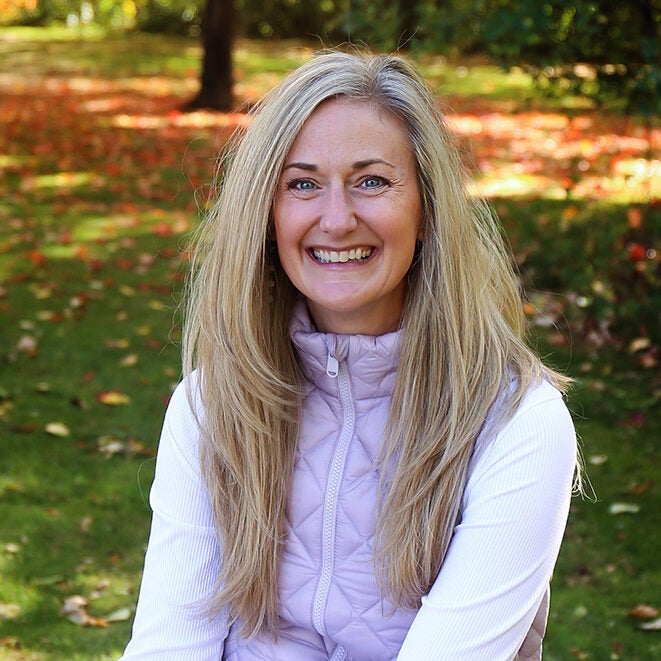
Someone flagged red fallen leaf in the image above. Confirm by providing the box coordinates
[625,480,653,496]
[97,391,131,405]
[103,163,121,177]
[152,223,173,237]
[628,243,646,262]
[114,258,134,270]
[28,250,46,265]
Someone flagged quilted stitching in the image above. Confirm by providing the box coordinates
[515,587,549,661]
[223,302,549,659]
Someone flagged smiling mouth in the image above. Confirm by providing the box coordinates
[311,247,373,264]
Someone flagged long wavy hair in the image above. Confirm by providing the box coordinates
[182,50,571,636]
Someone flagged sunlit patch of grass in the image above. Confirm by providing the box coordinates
[21,171,94,191]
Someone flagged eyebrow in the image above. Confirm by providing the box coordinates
[282,158,395,172]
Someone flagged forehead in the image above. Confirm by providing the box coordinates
[286,98,413,161]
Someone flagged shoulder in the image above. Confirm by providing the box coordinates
[159,371,205,478]
[468,379,577,490]
[483,378,574,448]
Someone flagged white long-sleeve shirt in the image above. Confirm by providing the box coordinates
[120,373,576,661]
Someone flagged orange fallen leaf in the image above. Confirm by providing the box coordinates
[627,206,643,228]
[628,604,658,619]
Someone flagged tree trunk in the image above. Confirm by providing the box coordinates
[397,0,417,47]
[183,0,234,111]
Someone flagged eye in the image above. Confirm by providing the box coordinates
[288,178,317,191]
[361,176,388,189]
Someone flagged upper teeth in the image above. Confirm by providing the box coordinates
[313,248,372,263]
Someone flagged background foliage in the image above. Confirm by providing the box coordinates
[2,0,660,114]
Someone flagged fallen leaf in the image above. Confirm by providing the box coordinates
[97,436,127,457]
[148,299,168,311]
[627,206,643,228]
[45,422,71,437]
[105,607,132,622]
[625,480,652,496]
[60,595,107,628]
[15,334,38,356]
[79,516,93,533]
[119,285,135,297]
[119,353,138,367]
[0,636,20,648]
[573,605,588,618]
[608,502,640,515]
[105,339,130,349]
[628,604,658,619]
[629,337,651,353]
[97,391,131,405]
[0,603,21,620]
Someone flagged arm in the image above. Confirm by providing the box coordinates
[119,378,229,660]
[397,381,577,661]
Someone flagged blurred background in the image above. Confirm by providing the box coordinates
[0,2,659,659]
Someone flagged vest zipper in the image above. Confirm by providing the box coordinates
[311,355,355,641]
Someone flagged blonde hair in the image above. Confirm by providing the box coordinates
[183,50,571,635]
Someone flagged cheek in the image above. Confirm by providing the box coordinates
[273,198,304,245]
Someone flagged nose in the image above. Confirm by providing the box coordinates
[319,186,358,236]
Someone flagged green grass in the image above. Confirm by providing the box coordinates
[0,26,659,660]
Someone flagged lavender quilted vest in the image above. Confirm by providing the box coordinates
[223,303,548,660]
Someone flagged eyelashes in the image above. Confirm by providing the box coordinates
[287,178,317,191]
[284,175,392,192]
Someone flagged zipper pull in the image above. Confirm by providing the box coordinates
[326,353,339,378]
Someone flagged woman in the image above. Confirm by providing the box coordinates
[120,51,577,660]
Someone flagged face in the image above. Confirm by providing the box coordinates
[273,99,422,335]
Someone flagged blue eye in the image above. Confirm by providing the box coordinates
[363,176,386,188]
[290,179,316,191]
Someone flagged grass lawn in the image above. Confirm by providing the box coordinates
[0,26,659,660]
